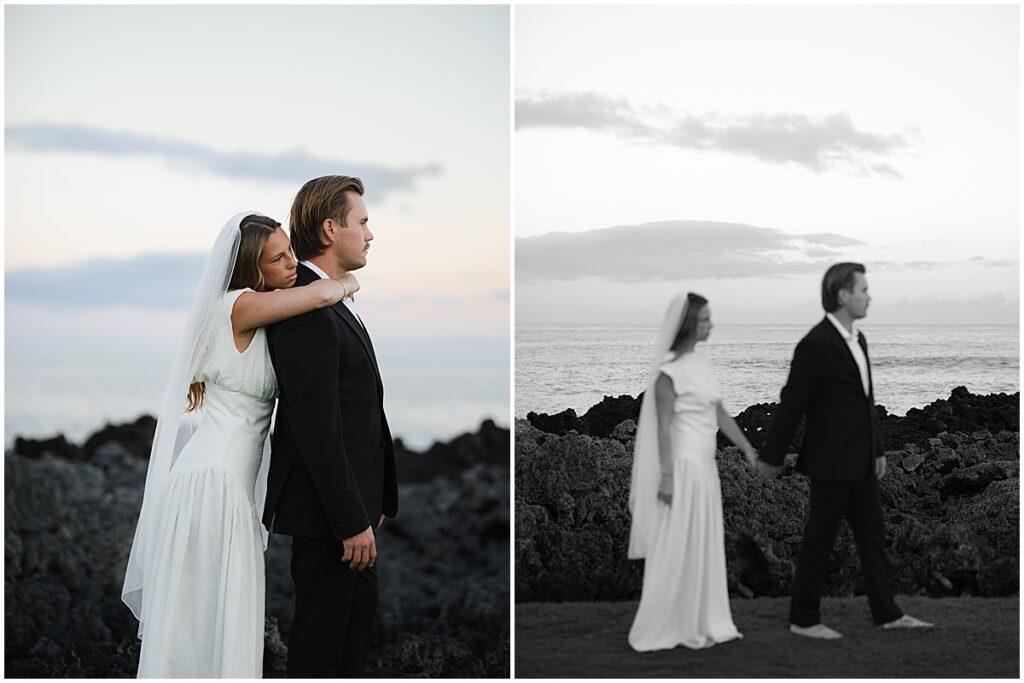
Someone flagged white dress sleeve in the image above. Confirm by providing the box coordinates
[223,287,254,317]
[659,356,688,397]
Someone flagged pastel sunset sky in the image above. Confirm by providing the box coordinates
[5,5,510,445]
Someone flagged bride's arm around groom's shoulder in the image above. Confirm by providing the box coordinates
[231,275,357,333]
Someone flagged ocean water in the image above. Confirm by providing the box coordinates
[5,340,510,452]
[515,324,1020,419]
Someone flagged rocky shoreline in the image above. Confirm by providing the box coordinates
[516,387,1019,603]
[5,419,509,677]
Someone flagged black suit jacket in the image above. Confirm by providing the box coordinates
[262,263,399,540]
[760,317,885,482]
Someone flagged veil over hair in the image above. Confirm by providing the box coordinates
[122,211,262,636]
[627,290,691,559]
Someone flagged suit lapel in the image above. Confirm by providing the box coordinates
[857,332,874,399]
[328,302,383,386]
[295,264,384,394]
[821,318,863,389]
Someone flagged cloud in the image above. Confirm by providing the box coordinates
[6,256,516,315]
[878,256,1019,270]
[516,91,911,177]
[516,220,864,282]
[6,123,442,198]
[516,91,641,133]
[516,220,1017,283]
[6,253,206,310]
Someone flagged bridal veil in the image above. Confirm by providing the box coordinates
[627,290,690,559]
[122,211,267,637]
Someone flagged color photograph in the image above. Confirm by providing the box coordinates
[6,5,509,677]
[514,4,1019,677]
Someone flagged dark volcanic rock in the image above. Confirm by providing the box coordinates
[514,423,641,602]
[724,401,806,451]
[527,387,1020,456]
[81,415,157,458]
[525,408,583,436]
[525,394,643,439]
[878,386,1020,450]
[394,419,509,483]
[6,418,509,678]
[13,434,82,460]
[515,389,1020,603]
[580,394,644,438]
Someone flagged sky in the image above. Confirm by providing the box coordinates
[515,4,1020,325]
[4,5,510,444]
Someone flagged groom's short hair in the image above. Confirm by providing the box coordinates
[290,175,365,261]
[821,262,866,312]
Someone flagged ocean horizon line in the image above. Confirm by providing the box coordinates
[5,412,510,454]
[518,322,1020,329]
[515,385,1020,422]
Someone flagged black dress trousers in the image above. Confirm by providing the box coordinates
[286,536,379,678]
[789,474,903,627]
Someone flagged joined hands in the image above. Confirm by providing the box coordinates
[755,459,782,479]
[742,444,782,479]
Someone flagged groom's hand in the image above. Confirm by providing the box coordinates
[341,526,377,571]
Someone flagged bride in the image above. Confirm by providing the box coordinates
[627,291,756,651]
[121,212,357,677]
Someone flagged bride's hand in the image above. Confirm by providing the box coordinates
[338,272,360,300]
[309,278,353,306]
[657,471,673,506]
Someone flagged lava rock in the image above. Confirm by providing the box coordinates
[515,389,1019,603]
[5,417,509,677]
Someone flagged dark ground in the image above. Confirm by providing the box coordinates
[516,596,1019,678]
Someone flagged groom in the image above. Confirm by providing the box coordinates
[757,263,932,639]
[263,175,399,675]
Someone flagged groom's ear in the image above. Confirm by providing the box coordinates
[320,218,337,245]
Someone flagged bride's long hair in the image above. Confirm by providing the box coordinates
[186,214,282,412]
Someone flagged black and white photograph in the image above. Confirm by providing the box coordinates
[514,4,1019,677]
[5,5,510,677]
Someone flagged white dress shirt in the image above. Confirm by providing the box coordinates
[300,260,364,327]
[826,312,869,396]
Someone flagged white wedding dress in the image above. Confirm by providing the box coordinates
[137,287,273,677]
[628,350,742,651]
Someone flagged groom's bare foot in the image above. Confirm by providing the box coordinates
[790,623,843,639]
[882,614,934,629]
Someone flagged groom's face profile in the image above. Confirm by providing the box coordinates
[839,272,871,319]
[326,191,373,272]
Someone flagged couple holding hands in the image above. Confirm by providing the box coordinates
[628,262,933,652]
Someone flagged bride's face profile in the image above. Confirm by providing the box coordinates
[258,227,298,290]
[695,305,713,342]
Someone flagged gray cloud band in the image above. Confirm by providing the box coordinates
[516,221,1012,283]
[516,91,910,177]
[6,123,441,196]
[6,254,510,311]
